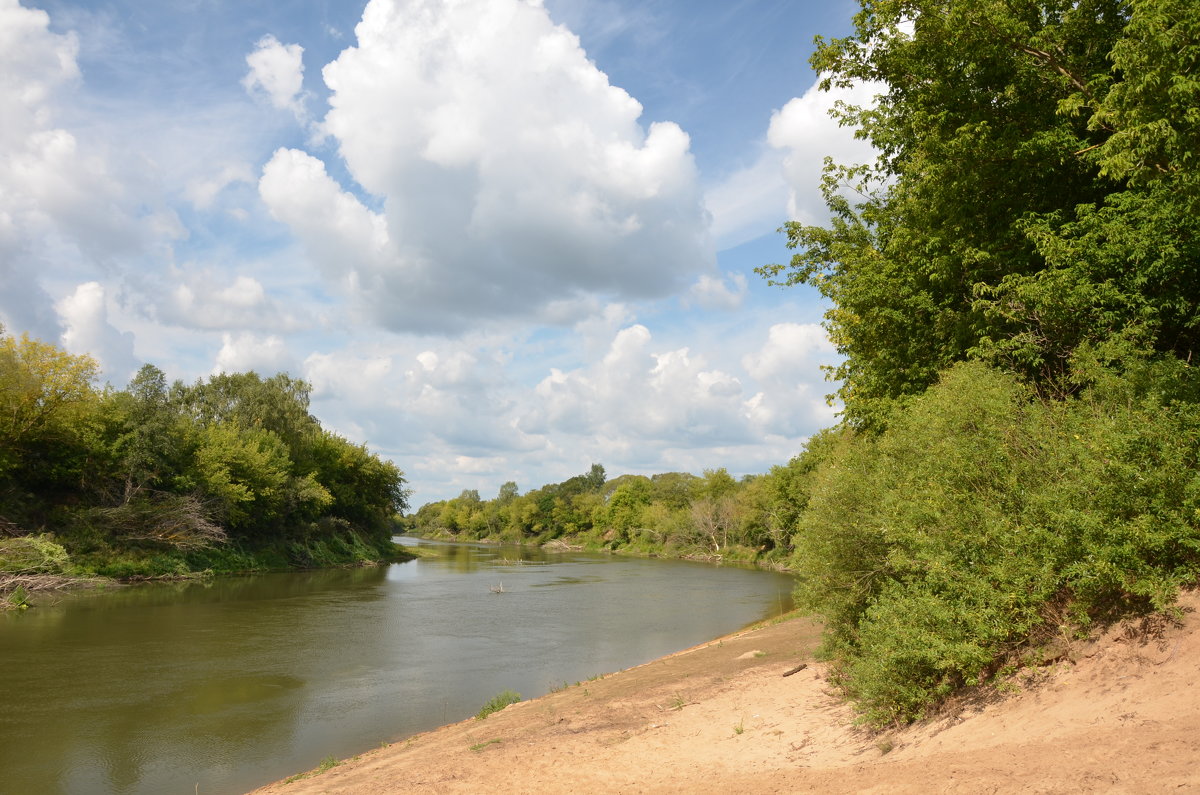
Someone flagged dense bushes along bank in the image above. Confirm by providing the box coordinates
[1,327,410,605]
[755,0,1200,724]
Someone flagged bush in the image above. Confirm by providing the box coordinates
[791,360,1200,724]
[0,534,70,574]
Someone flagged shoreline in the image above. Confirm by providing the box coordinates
[252,612,828,793]
[252,593,1200,793]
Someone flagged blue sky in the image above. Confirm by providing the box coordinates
[0,0,879,504]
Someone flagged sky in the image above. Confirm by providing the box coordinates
[0,0,879,505]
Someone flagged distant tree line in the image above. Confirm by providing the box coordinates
[403,461,811,566]
[1,326,409,581]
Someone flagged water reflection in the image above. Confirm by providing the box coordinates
[2,539,794,795]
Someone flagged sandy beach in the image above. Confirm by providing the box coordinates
[254,592,1200,793]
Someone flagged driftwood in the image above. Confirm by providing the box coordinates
[782,663,808,677]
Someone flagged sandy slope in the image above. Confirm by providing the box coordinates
[254,592,1200,794]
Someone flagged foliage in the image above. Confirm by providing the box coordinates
[759,0,1200,427]
[791,361,1200,724]
[404,462,811,565]
[0,326,408,580]
[0,332,103,525]
[476,689,521,719]
[752,0,1200,725]
[0,534,70,574]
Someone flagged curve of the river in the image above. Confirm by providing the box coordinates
[0,538,795,794]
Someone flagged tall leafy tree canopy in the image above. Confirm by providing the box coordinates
[760,0,1199,426]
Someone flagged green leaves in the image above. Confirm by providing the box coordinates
[191,424,291,531]
[763,0,1200,423]
[0,327,407,562]
[790,361,1200,724]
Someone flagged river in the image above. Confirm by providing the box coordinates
[0,538,795,794]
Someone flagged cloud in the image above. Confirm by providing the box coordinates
[164,269,305,331]
[293,314,839,503]
[0,2,77,338]
[258,147,389,291]
[520,324,752,446]
[742,322,838,436]
[518,320,837,463]
[684,272,747,311]
[767,78,883,224]
[0,0,181,341]
[302,338,545,462]
[185,163,255,211]
[703,146,790,249]
[212,331,296,376]
[259,0,714,334]
[55,281,139,383]
[242,34,307,120]
[702,78,882,248]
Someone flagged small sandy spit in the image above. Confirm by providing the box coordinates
[253,592,1200,794]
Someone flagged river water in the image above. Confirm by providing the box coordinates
[0,538,795,794]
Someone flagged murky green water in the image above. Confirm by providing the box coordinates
[0,538,795,794]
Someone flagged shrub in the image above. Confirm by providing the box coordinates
[0,534,70,574]
[791,360,1200,724]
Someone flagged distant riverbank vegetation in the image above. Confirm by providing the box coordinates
[1,327,410,605]
[412,0,1200,726]
[402,462,810,568]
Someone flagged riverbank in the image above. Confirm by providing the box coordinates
[411,530,785,571]
[254,592,1200,793]
[1,533,417,610]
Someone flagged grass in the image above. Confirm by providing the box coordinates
[669,693,686,711]
[476,689,521,720]
[733,718,745,735]
[469,738,503,752]
[282,755,341,783]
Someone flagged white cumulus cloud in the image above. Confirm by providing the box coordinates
[55,281,139,383]
[259,0,714,333]
[0,0,181,342]
[685,272,747,311]
[742,322,838,436]
[212,331,295,376]
[767,78,883,224]
[242,34,307,120]
[520,324,751,446]
[703,77,882,248]
[165,269,304,331]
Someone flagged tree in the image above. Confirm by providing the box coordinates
[0,331,102,524]
[604,477,652,539]
[760,0,1199,425]
[108,364,186,501]
[189,424,294,534]
[585,463,606,491]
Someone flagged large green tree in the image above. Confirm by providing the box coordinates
[0,330,102,527]
[760,0,1199,426]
